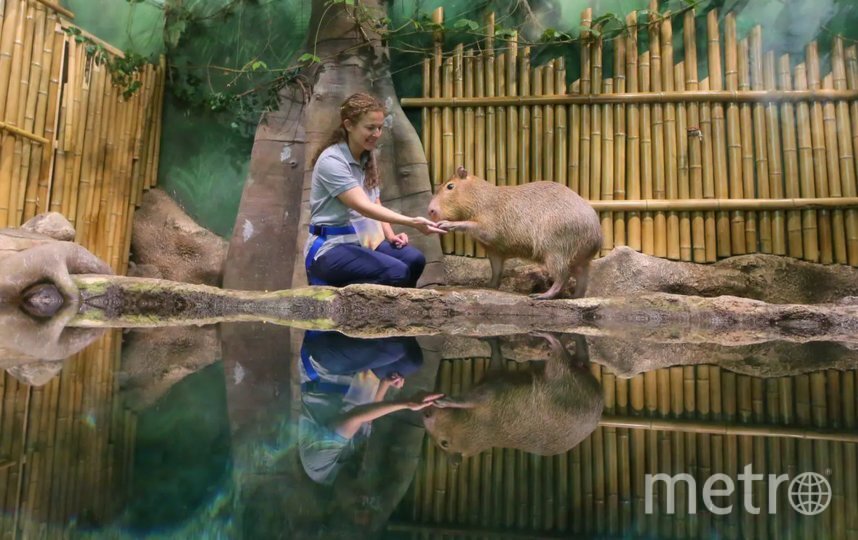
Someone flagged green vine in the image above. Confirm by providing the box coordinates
[63,26,150,100]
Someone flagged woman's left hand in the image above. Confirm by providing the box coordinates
[388,232,409,248]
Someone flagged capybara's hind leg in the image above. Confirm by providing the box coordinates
[487,250,505,289]
[571,262,591,299]
[530,255,570,300]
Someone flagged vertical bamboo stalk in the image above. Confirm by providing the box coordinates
[648,2,666,258]
[836,41,858,265]
[708,10,732,258]
[543,59,554,182]
[750,27,774,254]
[579,8,592,201]
[21,5,51,222]
[778,54,806,259]
[640,51,654,255]
[0,1,27,226]
[37,17,64,215]
[531,65,543,181]
[554,56,566,188]
[661,11,680,260]
[764,52,788,255]
[793,61,820,262]
[453,44,465,257]
[485,12,496,189]
[684,10,711,262]
[421,58,429,161]
[724,14,747,255]
[614,34,627,249]
[569,79,579,192]
[589,31,603,206]
[626,12,641,252]
[495,47,506,188]
[675,62,692,261]
[601,77,614,256]
[430,6,442,241]
[519,46,530,184]
[821,72,848,264]
[463,50,475,257]
[507,35,519,188]
[442,56,455,255]
[738,37,758,254]
[807,43,834,263]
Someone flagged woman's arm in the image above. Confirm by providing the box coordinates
[337,187,445,235]
[332,393,444,439]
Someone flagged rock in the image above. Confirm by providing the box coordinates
[20,212,76,241]
[6,360,64,386]
[131,189,228,286]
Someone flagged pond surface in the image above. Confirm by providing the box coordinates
[1,322,855,539]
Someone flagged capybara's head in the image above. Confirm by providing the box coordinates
[422,405,485,459]
[427,165,486,221]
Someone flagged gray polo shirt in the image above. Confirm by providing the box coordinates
[304,142,380,261]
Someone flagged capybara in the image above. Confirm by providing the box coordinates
[422,333,603,459]
[427,166,602,299]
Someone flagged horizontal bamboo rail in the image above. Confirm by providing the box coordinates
[600,415,858,443]
[34,0,74,19]
[58,19,123,58]
[590,197,858,212]
[402,89,858,108]
[0,120,49,144]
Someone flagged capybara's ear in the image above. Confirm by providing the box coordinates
[456,166,468,179]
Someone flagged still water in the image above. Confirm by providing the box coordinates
[1,322,855,539]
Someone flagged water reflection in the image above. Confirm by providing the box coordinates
[1,324,856,538]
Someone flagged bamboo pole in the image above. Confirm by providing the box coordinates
[778,54,806,259]
[738,37,758,254]
[507,34,519,188]
[614,34,627,250]
[495,46,506,188]
[601,77,614,256]
[543,59,554,183]
[463,50,476,257]
[640,51,654,255]
[554,56,566,188]
[762,52,788,256]
[648,3,667,258]
[531,65,543,182]
[809,43,839,264]
[430,6,442,217]
[474,52,486,260]
[626,12,640,252]
[453,46,466,257]
[661,12,680,260]
[837,41,858,266]
[675,62,692,261]
[442,55,455,255]
[421,58,429,161]
[579,8,592,201]
[11,2,40,227]
[724,14,747,255]
[0,0,27,226]
[822,71,848,264]
[36,15,64,215]
[34,0,74,19]
[707,10,732,258]
[749,27,773,254]
[519,45,530,185]
[21,5,52,221]
[569,79,579,192]
[793,61,821,262]
[485,12,496,189]
[590,30,603,207]
[683,11,709,262]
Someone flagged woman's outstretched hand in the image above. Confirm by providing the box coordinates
[410,216,447,235]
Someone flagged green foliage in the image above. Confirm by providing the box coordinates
[63,26,151,99]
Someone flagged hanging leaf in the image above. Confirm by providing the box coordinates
[453,18,479,32]
[298,53,321,64]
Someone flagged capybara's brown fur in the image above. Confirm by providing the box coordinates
[427,167,602,299]
[422,334,603,458]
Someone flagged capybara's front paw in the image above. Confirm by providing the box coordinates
[437,220,459,232]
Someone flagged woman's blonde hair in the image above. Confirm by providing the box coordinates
[311,92,385,189]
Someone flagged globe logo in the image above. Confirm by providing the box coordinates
[788,472,832,516]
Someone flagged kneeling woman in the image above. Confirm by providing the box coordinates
[305,93,445,287]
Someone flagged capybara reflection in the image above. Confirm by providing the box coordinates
[423,333,603,459]
[427,167,602,299]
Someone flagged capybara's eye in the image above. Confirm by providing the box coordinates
[446,183,455,190]
[440,440,450,448]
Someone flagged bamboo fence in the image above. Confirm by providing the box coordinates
[394,354,858,539]
[403,7,858,266]
[0,0,162,535]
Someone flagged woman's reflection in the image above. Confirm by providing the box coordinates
[298,330,442,485]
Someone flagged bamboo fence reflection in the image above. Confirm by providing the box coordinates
[403,7,858,266]
[1,0,164,535]
[393,355,857,539]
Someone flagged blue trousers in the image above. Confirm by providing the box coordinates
[308,240,426,288]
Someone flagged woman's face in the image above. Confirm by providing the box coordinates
[345,110,384,153]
